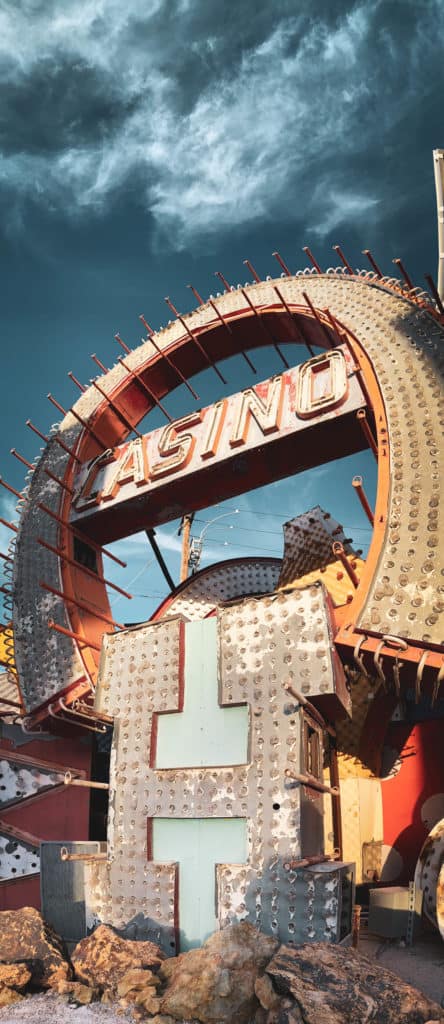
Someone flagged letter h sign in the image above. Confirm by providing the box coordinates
[86,586,344,952]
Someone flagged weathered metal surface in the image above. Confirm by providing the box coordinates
[71,349,365,541]
[154,558,281,622]
[325,777,383,885]
[0,829,40,880]
[85,586,341,951]
[278,507,355,587]
[437,861,444,940]
[11,273,444,714]
[414,816,444,928]
[40,841,106,943]
[223,861,354,944]
[0,758,65,809]
[0,671,20,716]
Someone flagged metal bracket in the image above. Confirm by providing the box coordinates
[406,881,416,946]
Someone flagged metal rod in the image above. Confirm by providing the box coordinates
[91,379,142,439]
[362,249,383,278]
[38,538,132,598]
[140,314,199,401]
[301,292,334,348]
[0,478,23,501]
[392,257,415,291]
[10,449,34,471]
[284,768,340,796]
[272,251,291,276]
[208,297,257,374]
[64,771,109,790]
[26,420,81,465]
[68,371,86,392]
[40,580,124,630]
[283,682,335,736]
[329,738,343,860]
[187,284,205,306]
[352,905,361,949]
[44,468,73,495]
[91,354,108,374]
[165,297,227,385]
[0,550,12,562]
[243,259,261,283]
[319,308,341,350]
[273,286,315,356]
[302,246,322,273]
[357,408,378,457]
[333,244,354,275]
[332,542,359,588]
[146,529,175,591]
[0,695,22,708]
[352,475,374,525]
[291,313,318,358]
[61,847,107,862]
[72,701,114,725]
[38,502,127,568]
[47,394,109,452]
[433,148,444,301]
[48,619,102,651]
[239,290,290,369]
[48,702,104,733]
[331,324,374,409]
[284,853,339,871]
[215,271,231,294]
[115,332,131,354]
[0,517,18,533]
[424,273,444,315]
[117,356,173,423]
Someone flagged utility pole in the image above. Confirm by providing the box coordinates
[433,149,444,301]
[178,513,194,582]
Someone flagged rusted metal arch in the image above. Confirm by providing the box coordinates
[11,272,444,723]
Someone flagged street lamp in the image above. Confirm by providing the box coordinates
[188,510,239,574]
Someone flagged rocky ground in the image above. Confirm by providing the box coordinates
[0,907,443,1024]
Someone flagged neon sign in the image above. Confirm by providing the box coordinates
[71,347,365,541]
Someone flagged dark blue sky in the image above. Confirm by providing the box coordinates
[1,0,443,620]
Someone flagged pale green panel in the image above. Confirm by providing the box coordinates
[152,817,247,950]
[155,618,249,769]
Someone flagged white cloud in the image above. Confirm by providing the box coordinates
[0,0,442,245]
[307,189,381,239]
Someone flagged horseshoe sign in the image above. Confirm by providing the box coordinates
[1,253,443,942]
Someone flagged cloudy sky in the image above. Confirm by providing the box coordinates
[1,0,443,620]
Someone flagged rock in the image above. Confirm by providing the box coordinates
[57,980,99,1004]
[71,924,164,994]
[160,922,279,1024]
[0,987,24,1007]
[149,1017,177,1024]
[134,987,161,1014]
[266,1002,303,1024]
[117,967,161,998]
[255,974,282,1012]
[114,967,162,1015]
[266,943,444,1024]
[0,907,71,989]
[0,963,31,991]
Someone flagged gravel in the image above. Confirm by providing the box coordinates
[0,992,136,1024]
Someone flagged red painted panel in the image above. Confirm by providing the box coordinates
[0,732,92,911]
[381,720,444,882]
[0,874,40,911]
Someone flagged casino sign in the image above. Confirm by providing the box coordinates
[1,257,443,948]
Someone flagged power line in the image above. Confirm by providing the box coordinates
[194,516,370,540]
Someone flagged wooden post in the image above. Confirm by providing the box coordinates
[180,514,194,582]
